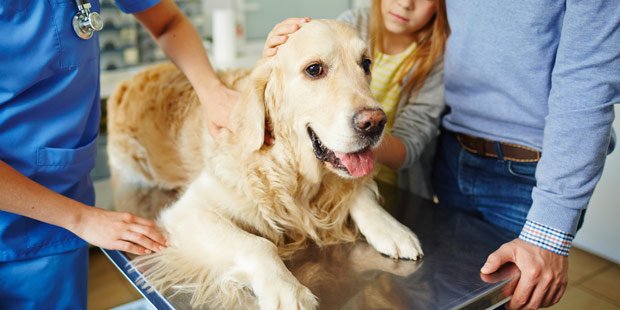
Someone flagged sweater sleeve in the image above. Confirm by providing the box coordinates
[336,9,356,24]
[336,8,370,41]
[391,61,445,169]
[525,1,620,241]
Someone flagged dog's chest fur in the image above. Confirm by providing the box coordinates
[202,136,364,256]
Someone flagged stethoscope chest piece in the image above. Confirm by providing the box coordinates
[73,1,103,40]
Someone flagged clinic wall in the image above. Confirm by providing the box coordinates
[201,0,369,40]
[573,113,620,264]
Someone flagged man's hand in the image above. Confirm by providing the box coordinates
[481,238,568,309]
[198,82,240,140]
[72,206,168,256]
[263,17,310,57]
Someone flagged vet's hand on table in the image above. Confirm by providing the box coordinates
[197,82,240,140]
[480,238,568,309]
[263,17,310,57]
[72,206,167,255]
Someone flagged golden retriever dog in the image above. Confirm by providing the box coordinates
[107,20,422,309]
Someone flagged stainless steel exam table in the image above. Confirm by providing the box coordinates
[102,184,519,310]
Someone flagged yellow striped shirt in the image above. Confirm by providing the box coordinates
[371,43,417,185]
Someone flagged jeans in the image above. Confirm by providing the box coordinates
[431,130,537,236]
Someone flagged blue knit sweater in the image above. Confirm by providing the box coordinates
[442,0,620,237]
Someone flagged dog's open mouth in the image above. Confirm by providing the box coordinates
[307,127,374,177]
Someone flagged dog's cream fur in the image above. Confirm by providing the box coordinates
[107,20,422,309]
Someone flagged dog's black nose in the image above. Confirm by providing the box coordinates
[352,108,387,136]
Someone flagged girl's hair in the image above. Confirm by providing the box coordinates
[368,0,450,94]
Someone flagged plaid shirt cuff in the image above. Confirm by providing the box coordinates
[519,220,574,256]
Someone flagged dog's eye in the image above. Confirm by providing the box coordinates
[362,58,371,74]
[305,64,323,78]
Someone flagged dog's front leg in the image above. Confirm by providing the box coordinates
[347,241,423,277]
[243,238,318,310]
[161,174,318,310]
[349,185,423,260]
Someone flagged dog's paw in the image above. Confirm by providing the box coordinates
[349,241,423,277]
[361,214,423,261]
[257,279,318,310]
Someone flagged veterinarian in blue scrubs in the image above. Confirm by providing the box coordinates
[0,0,237,308]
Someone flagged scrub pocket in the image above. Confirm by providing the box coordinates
[34,135,98,204]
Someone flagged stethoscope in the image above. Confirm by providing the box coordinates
[72,0,103,40]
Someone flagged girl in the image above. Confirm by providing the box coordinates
[264,0,449,199]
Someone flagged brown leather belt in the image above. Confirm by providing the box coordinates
[456,133,541,162]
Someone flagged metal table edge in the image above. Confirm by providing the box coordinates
[450,278,513,310]
[100,248,176,310]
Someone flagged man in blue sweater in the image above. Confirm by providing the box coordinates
[433,1,619,309]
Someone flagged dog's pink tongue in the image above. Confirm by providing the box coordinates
[334,149,374,177]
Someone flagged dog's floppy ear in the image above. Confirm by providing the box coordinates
[230,57,273,153]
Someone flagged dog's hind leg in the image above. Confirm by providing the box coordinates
[107,132,182,219]
[109,166,180,220]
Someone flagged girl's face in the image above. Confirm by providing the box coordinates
[381,0,436,36]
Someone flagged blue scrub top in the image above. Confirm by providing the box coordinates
[0,0,159,261]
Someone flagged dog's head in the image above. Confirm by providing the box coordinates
[231,20,385,179]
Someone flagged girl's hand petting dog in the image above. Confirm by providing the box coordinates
[263,17,310,57]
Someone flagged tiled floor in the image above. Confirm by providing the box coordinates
[548,247,620,310]
[87,246,620,310]
[88,248,142,310]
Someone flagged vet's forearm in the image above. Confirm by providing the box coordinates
[0,160,87,233]
[134,0,224,96]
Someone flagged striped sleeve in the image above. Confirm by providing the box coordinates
[519,220,574,256]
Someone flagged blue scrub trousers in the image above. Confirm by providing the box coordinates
[0,246,88,310]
